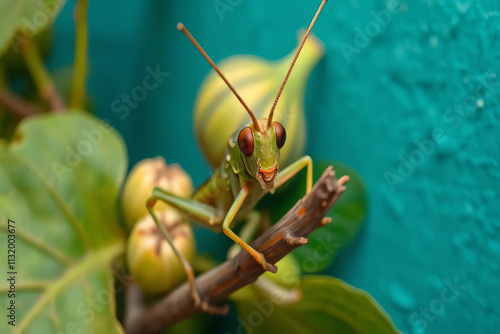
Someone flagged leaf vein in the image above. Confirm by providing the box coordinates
[15,242,124,333]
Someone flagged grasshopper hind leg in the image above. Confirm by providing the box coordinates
[146,191,228,315]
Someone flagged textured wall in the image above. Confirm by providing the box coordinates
[49,0,500,333]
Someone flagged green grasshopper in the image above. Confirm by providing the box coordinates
[147,0,329,312]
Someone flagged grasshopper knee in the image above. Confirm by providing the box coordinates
[146,196,157,208]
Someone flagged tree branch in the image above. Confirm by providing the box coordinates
[125,166,347,334]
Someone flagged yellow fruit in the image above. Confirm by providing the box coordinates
[121,157,193,230]
[127,208,196,294]
[194,31,324,169]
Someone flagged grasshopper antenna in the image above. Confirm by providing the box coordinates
[268,0,328,128]
[177,23,261,132]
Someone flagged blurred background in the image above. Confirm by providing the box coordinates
[44,0,499,333]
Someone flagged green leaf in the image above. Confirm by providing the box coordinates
[0,0,64,57]
[262,161,367,273]
[0,113,127,333]
[235,275,400,334]
[0,0,23,56]
[19,0,64,35]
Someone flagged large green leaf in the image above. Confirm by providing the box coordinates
[0,113,127,333]
[0,0,23,56]
[0,0,63,57]
[235,275,399,334]
[19,0,64,35]
[262,161,367,273]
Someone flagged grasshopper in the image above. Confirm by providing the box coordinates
[147,0,330,312]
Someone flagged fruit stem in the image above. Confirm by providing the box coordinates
[0,89,43,119]
[19,38,66,112]
[69,0,89,109]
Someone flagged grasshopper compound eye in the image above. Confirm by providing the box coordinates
[274,122,286,149]
[238,127,255,156]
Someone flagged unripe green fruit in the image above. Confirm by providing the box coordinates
[127,209,196,294]
[121,157,193,230]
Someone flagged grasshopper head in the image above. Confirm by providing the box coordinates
[179,1,326,189]
[237,119,286,190]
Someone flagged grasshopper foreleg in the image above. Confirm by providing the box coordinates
[222,185,277,273]
[275,155,313,193]
[226,210,262,260]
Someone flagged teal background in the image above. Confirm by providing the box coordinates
[48,0,500,333]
